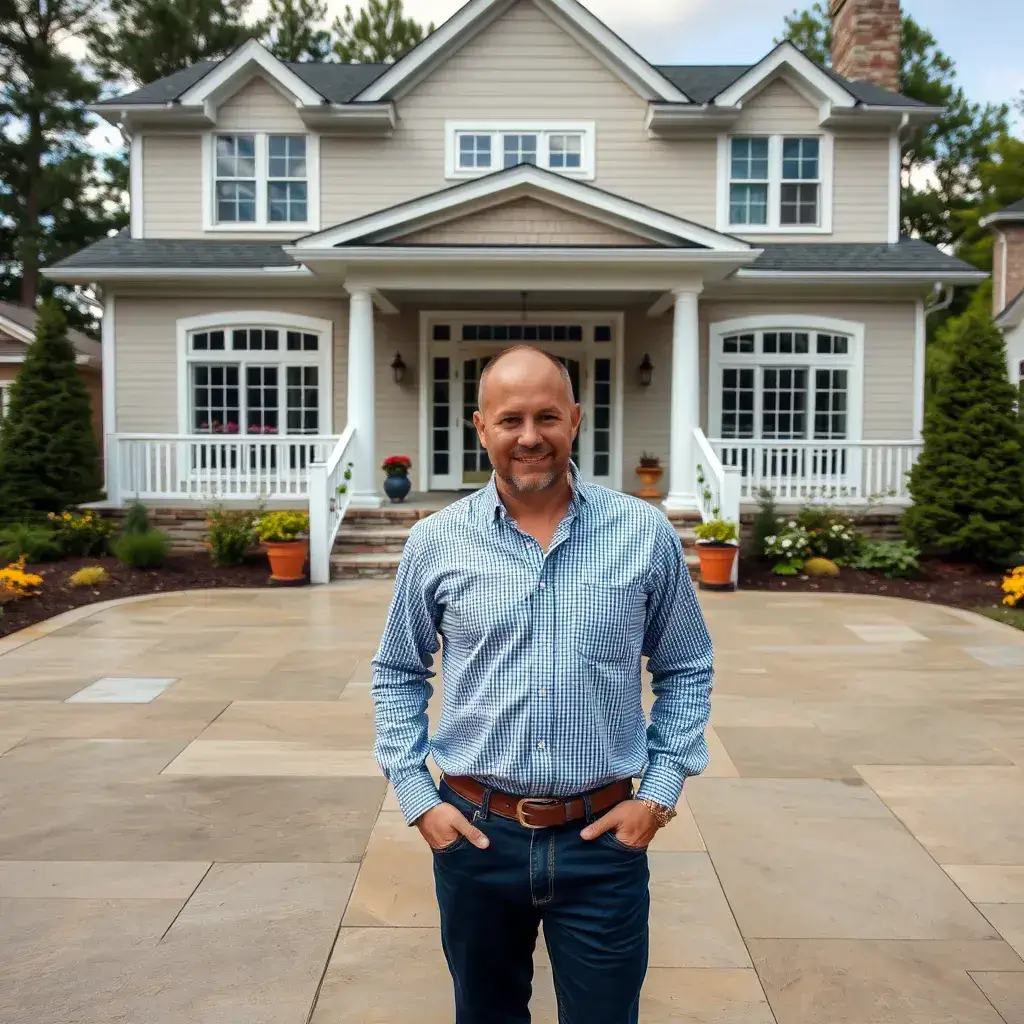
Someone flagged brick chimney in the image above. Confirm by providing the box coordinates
[992,225,1024,317]
[828,0,901,94]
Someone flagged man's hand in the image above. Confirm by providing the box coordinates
[580,799,661,850]
[416,802,490,852]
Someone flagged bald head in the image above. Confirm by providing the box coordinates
[477,345,574,413]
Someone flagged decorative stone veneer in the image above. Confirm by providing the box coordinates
[828,0,901,95]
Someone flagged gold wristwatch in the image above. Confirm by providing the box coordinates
[638,799,678,827]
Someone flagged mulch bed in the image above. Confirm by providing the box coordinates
[739,558,1009,614]
[0,554,275,639]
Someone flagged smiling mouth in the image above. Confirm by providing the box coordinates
[514,454,551,465]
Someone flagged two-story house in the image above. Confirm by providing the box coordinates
[983,198,1024,390]
[47,0,984,579]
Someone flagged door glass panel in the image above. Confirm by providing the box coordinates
[593,358,612,478]
[432,357,451,477]
[462,357,492,484]
[555,356,581,467]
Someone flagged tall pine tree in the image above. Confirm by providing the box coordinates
[266,0,332,62]
[333,0,433,63]
[0,301,102,519]
[0,0,119,324]
[777,4,1009,252]
[903,307,1024,566]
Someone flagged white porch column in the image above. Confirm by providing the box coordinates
[347,288,382,508]
[664,286,703,512]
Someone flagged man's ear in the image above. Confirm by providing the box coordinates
[472,410,487,447]
[571,403,583,439]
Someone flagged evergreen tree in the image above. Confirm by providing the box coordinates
[88,0,262,87]
[0,0,120,320]
[333,0,433,64]
[903,306,1024,565]
[778,4,1009,251]
[0,301,102,519]
[266,0,332,62]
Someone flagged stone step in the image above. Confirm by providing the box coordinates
[330,552,405,579]
[334,526,412,554]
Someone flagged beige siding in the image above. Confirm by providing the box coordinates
[142,135,203,238]
[217,76,305,131]
[0,363,102,443]
[732,79,819,135]
[832,134,891,242]
[393,198,658,246]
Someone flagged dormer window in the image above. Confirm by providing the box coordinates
[205,132,319,231]
[446,122,595,180]
[720,133,833,234]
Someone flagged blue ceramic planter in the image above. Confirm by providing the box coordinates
[384,473,411,503]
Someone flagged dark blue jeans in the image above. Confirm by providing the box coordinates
[432,778,650,1024]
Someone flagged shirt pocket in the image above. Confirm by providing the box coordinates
[575,582,646,665]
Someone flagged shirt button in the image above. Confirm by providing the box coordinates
[539,687,546,696]
[538,581,546,590]
[538,740,546,750]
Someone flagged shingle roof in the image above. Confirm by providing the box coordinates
[0,301,102,360]
[97,56,922,109]
[49,232,983,280]
[994,199,1024,219]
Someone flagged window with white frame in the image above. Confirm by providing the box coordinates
[0,382,10,423]
[209,132,316,229]
[712,324,858,443]
[185,324,326,436]
[446,123,595,179]
[724,135,828,231]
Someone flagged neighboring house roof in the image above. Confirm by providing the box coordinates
[980,198,1024,228]
[996,287,1024,330]
[95,54,922,111]
[48,232,984,284]
[0,301,102,364]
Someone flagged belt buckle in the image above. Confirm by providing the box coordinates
[516,798,559,829]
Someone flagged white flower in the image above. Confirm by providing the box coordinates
[782,538,793,549]
[766,536,776,545]
[788,521,797,528]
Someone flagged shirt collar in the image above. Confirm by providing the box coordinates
[482,460,588,522]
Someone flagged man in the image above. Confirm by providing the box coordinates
[372,346,713,1024]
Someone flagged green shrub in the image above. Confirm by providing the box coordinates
[205,504,258,567]
[764,525,813,576]
[256,510,309,543]
[113,529,169,569]
[904,306,1024,565]
[752,487,780,561]
[121,500,151,536]
[795,505,861,563]
[852,540,921,579]
[47,510,114,557]
[0,523,62,563]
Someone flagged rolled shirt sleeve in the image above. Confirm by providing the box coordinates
[636,520,714,808]
[371,526,445,824]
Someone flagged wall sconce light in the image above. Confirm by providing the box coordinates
[391,351,406,385]
[638,353,653,387]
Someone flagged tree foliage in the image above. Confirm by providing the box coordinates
[778,4,1010,251]
[333,0,433,64]
[0,0,121,325]
[0,301,102,520]
[903,306,1024,565]
[266,0,332,62]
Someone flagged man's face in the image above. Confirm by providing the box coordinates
[473,350,581,495]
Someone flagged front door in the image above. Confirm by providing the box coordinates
[426,318,619,490]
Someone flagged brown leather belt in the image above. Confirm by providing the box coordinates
[443,774,633,829]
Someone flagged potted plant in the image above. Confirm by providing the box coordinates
[382,455,412,503]
[694,518,739,591]
[255,510,310,583]
[635,453,663,499]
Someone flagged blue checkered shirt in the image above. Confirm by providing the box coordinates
[371,468,714,824]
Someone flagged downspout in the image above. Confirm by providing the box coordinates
[924,284,954,317]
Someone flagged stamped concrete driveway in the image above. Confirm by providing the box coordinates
[0,584,1023,1023]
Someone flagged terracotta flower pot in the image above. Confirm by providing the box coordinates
[635,464,663,499]
[264,539,309,583]
[697,542,737,591]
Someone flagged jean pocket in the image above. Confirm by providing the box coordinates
[597,830,649,854]
[576,583,646,664]
[432,834,469,855]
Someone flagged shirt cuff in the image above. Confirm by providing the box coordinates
[393,769,443,825]
[636,759,686,808]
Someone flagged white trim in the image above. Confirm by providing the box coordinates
[996,229,1008,314]
[713,42,855,109]
[913,299,925,439]
[174,310,333,436]
[717,131,834,235]
[130,134,144,239]
[355,0,689,104]
[707,314,865,445]
[296,246,754,265]
[888,132,901,244]
[295,165,751,252]
[202,130,320,234]
[45,266,314,283]
[735,269,988,285]
[178,38,322,109]
[444,121,596,181]
[0,380,10,421]
[0,314,34,345]
[101,295,116,496]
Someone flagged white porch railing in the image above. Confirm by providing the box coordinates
[109,434,340,502]
[709,439,924,505]
[693,428,742,586]
[308,426,357,586]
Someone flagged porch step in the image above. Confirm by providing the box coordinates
[330,552,405,579]
[334,526,413,555]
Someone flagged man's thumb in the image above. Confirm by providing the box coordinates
[580,811,616,841]
[456,817,490,849]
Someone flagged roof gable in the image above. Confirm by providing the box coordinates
[353,0,690,104]
[713,42,855,109]
[294,164,749,251]
[0,302,102,362]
